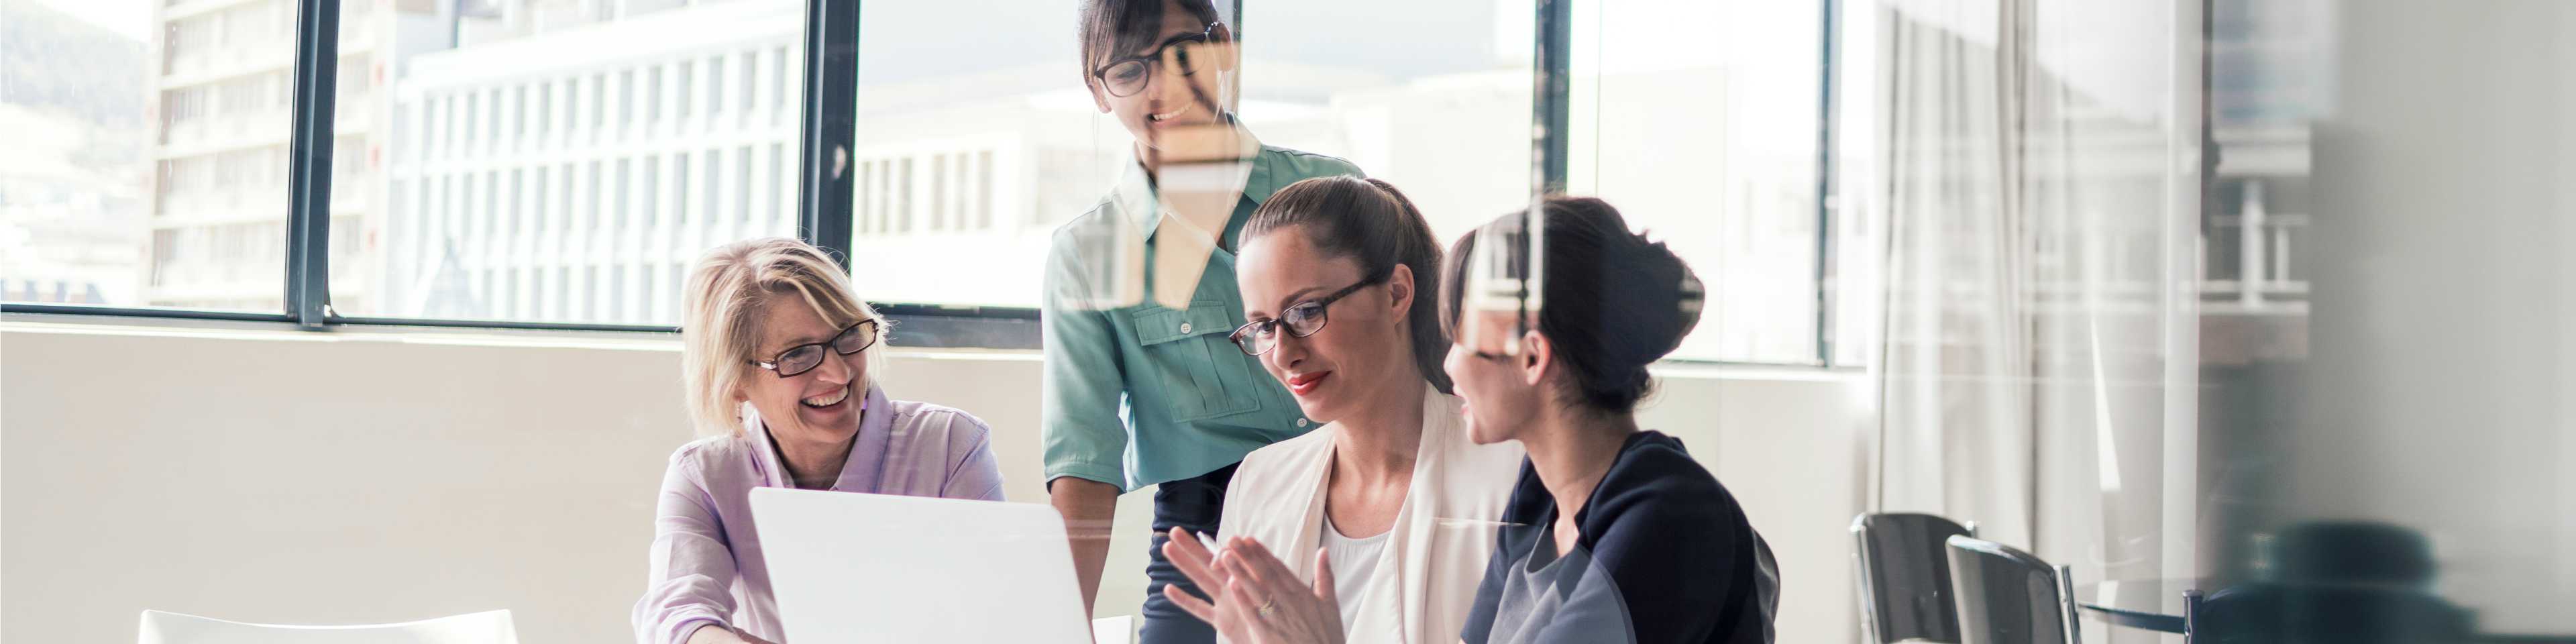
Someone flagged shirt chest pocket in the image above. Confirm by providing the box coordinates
[1128,302,1267,422]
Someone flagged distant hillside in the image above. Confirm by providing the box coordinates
[2,0,149,128]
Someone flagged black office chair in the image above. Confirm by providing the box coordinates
[1945,535,2080,644]
[1852,513,1977,643]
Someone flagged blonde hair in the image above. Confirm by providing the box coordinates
[681,237,889,436]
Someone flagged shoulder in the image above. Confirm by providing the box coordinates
[1261,145,1364,181]
[1238,426,1334,476]
[663,433,754,493]
[667,433,749,469]
[1593,433,1735,516]
[888,398,995,449]
[1046,199,1128,262]
[1580,432,1749,549]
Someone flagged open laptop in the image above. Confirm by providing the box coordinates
[750,488,1099,643]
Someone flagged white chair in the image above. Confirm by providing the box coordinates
[138,609,519,644]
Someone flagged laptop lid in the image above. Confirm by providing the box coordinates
[749,488,1089,643]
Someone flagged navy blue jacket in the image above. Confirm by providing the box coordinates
[1461,431,1778,644]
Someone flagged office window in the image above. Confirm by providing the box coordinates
[702,148,722,225]
[586,161,604,229]
[647,66,664,123]
[504,267,522,318]
[677,61,694,119]
[589,73,607,132]
[642,156,661,226]
[616,159,636,226]
[551,266,570,321]
[523,167,543,233]
[737,145,755,222]
[513,86,527,140]
[464,92,482,153]
[535,82,553,139]
[771,46,790,121]
[762,144,783,226]
[554,162,574,231]
[610,265,627,322]
[707,54,727,115]
[307,0,807,325]
[1561,0,1823,363]
[674,153,693,224]
[483,170,502,240]
[738,52,756,117]
[618,70,635,131]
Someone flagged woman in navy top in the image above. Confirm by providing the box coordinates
[1438,197,1778,644]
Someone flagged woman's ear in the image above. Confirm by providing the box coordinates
[1520,331,1554,388]
[1209,23,1240,72]
[1087,78,1112,113]
[1385,264,1415,320]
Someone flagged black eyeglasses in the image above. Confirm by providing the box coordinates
[750,319,880,378]
[1092,23,1228,98]
[1229,273,1388,356]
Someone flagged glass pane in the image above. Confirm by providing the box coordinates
[3,0,294,313]
[1237,0,1539,249]
[1569,0,1823,364]
[845,1,1129,308]
[328,0,806,325]
[845,0,1536,310]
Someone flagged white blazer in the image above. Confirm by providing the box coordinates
[1216,390,1528,644]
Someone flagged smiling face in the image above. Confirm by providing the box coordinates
[1085,0,1228,153]
[1236,226,1419,426]
[735,296,867,447]
[1442,309,1553,445]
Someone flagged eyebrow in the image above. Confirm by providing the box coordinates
[1274,286,1330,312]
[1127,30,1202,58]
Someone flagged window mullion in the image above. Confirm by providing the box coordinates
[283,0,341,329]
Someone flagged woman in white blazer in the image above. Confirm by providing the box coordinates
[1160,176,1525,644]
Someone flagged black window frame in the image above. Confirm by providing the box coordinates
[3,0,1849,367]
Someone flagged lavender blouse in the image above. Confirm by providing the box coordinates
[632,384,1006,644]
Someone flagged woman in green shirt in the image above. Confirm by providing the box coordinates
[1042,1,1364,643]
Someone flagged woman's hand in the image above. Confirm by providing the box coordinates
[1159,528,1253,641]
[1211,537,1346,644]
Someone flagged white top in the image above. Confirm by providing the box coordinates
[1215,391,1528,643]
[1321,515,1391,631]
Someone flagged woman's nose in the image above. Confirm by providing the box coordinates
[1267,333,1307,370]
[811,351,859,384]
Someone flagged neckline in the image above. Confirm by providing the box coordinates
[1322,513,1394,545]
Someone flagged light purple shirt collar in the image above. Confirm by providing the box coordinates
[741,384,897,492]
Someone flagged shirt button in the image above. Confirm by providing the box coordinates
[1179,322,1193,334]
[1295,418,1309,427]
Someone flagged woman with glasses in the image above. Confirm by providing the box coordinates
[1157,176,1525,643]
[633,237,1005,644]
[1045,1,1369,642]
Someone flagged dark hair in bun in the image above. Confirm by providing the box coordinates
[1440,196,1703,415]
[1244,176,1454,394]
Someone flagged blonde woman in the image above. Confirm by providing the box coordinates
[633,238,1006,644]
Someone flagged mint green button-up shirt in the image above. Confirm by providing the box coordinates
[1040,144,1364,491]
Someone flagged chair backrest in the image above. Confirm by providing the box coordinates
[138,609,519,644]
[1943,536,2080,644]
[1851,513,1976,643]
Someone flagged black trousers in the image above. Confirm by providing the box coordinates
[1137,463,1238,644]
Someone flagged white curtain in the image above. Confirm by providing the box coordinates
[1868,0,2204,613]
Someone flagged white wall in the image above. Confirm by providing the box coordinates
[0,319,1867,643]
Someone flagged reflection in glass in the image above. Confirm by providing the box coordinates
[335,0,806,325]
